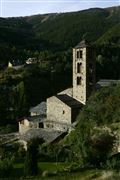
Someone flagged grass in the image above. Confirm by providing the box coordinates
[38,162,69,171]
[0,162,120,180]
[11,162,69,178]
[14,161,69,170]
[28,170,120,180]
[3,169,120,180]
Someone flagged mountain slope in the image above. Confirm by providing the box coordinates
[25,7,120,48]
[0,6,120,66]
[96,23,120,46]
[0,6,120,49]
[0,17,34,47]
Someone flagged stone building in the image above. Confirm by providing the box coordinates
[45,95,82,131]
[18,102,46,134]
[44,40,95,131]
[73,40,95,104]
[26,58,38,64]
[18,40,95,142]
[8,59,24,69]
[18,115,45,134]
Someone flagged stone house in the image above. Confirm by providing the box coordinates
[18,115,45,134]
[44,94,82,131]
[26,58,38,64]
[18,40,96,141]
[8,60,24,69]
[18,102,46,134]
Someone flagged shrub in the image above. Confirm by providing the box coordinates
[0,158,13,178]
[24,138,44,176]
[105,153,120,169]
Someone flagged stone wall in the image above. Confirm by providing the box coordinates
[45,96,72,131]
[19,119,39,134]
[19,119,30,134]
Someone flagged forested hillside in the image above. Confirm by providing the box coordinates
[97,23,120,46]
[26,7,120,48]
[0,6,120,177]
[0,6,120,69]
[0,6,120,128]
[61,82,120,167]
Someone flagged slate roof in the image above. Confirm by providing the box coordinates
[17,114,46,123]
[20,128,66,143]
[56,94,83,108]
[9,59,23,66]
[29,102,46,115]
[75,39,90,48]
[27,114,46,122]
[96,79,120,88]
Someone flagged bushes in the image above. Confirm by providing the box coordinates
[24,141,38,176]
[0,158,13,178]
[24,138,44,176]
[39,144,74,162]
[74,121,116,167]
[63,84,120,167]
[105,153,120,170]
[87,129,115,166]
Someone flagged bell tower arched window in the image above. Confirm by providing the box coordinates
[80,50,83,58]
[77,63,82,73]
[77,50,83,59]
[77,77,82,85]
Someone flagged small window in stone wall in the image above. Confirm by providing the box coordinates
[63,110,65,114]
[39,123,43,128]
[20,120,24,125]
[77,77,82,85]
[46,123,53,128]
[80,50,83,58]
[46,124,50,128]
[77,50,83,59]
[77,62,82,73]
[77,51,79,58]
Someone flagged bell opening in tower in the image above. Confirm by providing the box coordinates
[77,50,83,59]
[77,77,82,85]
[77,62,82,73]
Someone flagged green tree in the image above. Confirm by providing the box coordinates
[88,129,115,166]
[14,81,28,119]
[24,138,44,176]
[0,90,10,125]
[0,158,13,178]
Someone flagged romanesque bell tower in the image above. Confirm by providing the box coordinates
[73,40,95,105]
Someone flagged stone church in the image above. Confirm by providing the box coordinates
[44,39,95,132]
[19,40,95,139]
[18,40,120,153]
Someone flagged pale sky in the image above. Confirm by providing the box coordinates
[0,0,120,17]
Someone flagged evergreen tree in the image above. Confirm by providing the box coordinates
[24,138,44,176]
[0,90,10,125]
[14,81,28,119]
